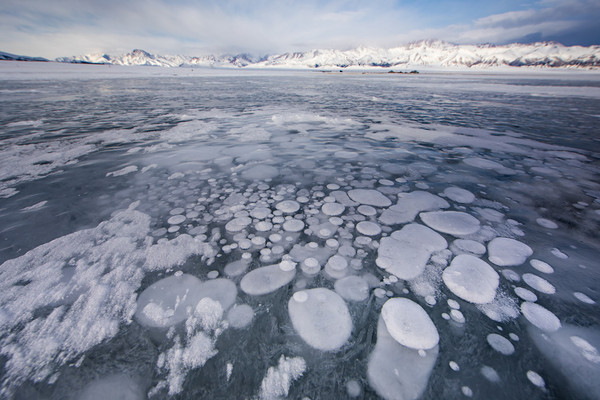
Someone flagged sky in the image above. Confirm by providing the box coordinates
[1,0,599,58]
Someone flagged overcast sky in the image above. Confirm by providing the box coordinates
[1,0,599,58]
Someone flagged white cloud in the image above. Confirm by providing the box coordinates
[0,0,597,58]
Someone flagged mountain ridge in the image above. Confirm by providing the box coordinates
[21,40,600,69]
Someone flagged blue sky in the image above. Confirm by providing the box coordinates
[1,0,598,58]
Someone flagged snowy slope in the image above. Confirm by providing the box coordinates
[56,41,599,69]
[0,51,47,62]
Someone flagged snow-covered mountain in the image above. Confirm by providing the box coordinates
[56,41,599,69]
[0,51,47,62]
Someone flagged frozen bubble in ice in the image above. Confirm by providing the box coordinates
[381,298,439,350]
[481,366,501,383]
[269,233,282,243]
[443,186,475,204]
[450,309,465,323]
[377,223,447,280]
[450,239,486,256]
[347,189,391,207]
[521,302,561,332]
[251,207,271,219]
[325,255,348,279]
[357,205,377,216]
[487,333,515,355]
[488,237,533,266]
[551,247,568,259]
[379,191,449,225]
[335,150,358,159]
[170,207,185,215]
[252,236,267,246]
[462,386,473,397]
[501,269,520,282]
[367,315,438,400]
[325,238,339,248]
[279,259,297,272]
[523,273,556,294]
[135,275,236,329]
[515,287,538,302]
[242,165,279,180]
[135,274,203,329]
[283,219,304,232]
[168,215,186,227]
[255,221,273,232]
[530,259,554,274]
[526,371,545,389]
[288,288,352,351]
[356,221,382,236]
[276,200,300,213]
[536,218,558,229]
[259,355,306,400]
[240,264,296,296]
[225,217,252,232]
[227,304,254,329]
[509,333,519,341]
[293,291,308,303]
[463,157,516,175]
[449,361,460,371]
[79,374,143,400]
[574,292,596,304]
[322,202,345,216]
[346,380,362,397]
[168,226,180,233]
[443,254,499,304]
[420,211,480,236]
[301,257,321,275]
[448,299,460,309]
[334,276,369,302]
[207,270,219,279]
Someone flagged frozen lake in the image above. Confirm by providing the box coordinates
[0,62,599,399]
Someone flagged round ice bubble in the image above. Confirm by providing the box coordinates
[381,297,439,350]
[240,264,296,296]
[288,288,352,351]
[488,237,533,266]
[487,333,515,355]
[443,254,499,304]
[420,211,480,236]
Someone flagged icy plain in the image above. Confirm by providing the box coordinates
[0,61,599,399]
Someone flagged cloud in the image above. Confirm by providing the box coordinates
[0,0,598,58]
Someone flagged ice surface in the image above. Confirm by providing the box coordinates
[368,315,438,400]
[521,302,561,332]
[78,374,143,400]
[379,191,449,225]
[376,224,447,280]
[529,324,600,398]
[420,211,481,236]
[106,165,138,177]
[347,189,391,207]
[240,264,296,296]
[288,288,352,351]
[488,237,533,266]
[259,355,306,400]
[443,254,499,304]
[381,298,439,350]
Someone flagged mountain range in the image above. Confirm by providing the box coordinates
[6,41,600,69]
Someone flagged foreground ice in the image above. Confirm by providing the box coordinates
[0,68,598,399]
